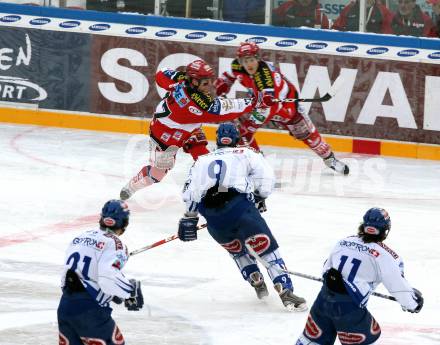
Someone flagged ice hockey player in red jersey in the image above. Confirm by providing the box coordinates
[214,42,349,175]
[120,59,263,200]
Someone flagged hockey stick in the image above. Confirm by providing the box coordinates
[273,73,345,103]
[129,223,207,256]
[274,92,332,104]
[245,244,396,302]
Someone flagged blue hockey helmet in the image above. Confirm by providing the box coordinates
[216,122,240,147]
[362,207,391,237]
[100,199,130,231]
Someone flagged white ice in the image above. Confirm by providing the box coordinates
[0,123,439,345]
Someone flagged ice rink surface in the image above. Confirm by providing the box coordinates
[0,123,439,345]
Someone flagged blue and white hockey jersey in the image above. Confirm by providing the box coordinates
[182,146,275,212]
[323,235,419,311]
[61,229,134,307]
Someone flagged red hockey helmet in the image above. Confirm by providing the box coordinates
[237,42,260,58]
[186,59,215,80]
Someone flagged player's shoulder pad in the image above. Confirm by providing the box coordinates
[188,89,213,111]
[263,61,277,72]
[231,59,245,73]
[376,242,400,260]
[103,232,124,251]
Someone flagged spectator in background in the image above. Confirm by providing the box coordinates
[332,0,393,33]
[391,0,435,36]
[427,0,440,36]
[166,0,214,19]
[222,0,265,24]
[272,0,330,29]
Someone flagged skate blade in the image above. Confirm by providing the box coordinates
[256,290,269,300]
[285,302,308,312]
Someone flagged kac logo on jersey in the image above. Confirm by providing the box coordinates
[246,36,267,44]
[397,49,419,57]
[89,23,111,31]
[306,42,328,50]
[185,31,207,39]
[29,18,51,25]
[215,34,237,42]
[125,26,147,34]
[59,20,81,29]
[188,106,203,115]
[428,52,440,59]
[275,39,297,47]
[366,47,388,55]
[0,15,21,23]
[336,45,358,53]
[155,29,177,37]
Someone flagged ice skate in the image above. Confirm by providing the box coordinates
[120,182,136,201]
[249,272,269,299]
[324,153,349,175]
[274,283,307,312]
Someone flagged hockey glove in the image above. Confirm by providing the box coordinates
[178,214,199,241]
[125,279,144,311]
[214,72,235,96]
[254,193,267,213]
[182,128,208,153]
[112,296,123,304]
[261,92,277,107]
[407,288,424,313]
[252,91,277,109]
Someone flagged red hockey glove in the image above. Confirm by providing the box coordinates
[214,72,235,96]
[252,91,277,109]
[183,128,208,153]
[262,93,277,107]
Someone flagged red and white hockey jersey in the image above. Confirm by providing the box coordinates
[228,59,299,124]
[151,69,255,148]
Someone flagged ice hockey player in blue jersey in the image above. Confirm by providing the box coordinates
[57,200,144,345]
[296,207,424,345]
[177,122,307,312]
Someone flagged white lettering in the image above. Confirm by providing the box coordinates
[16,34,31,67]
[156,53,201,98]
[279,62,300,90]
[2,84,14,98]
[358,72,416,128]
[0,48,13,70]
[423,76,440,131]
[290,65,356,122]
[98,48,149,104]
[16,85,26,99]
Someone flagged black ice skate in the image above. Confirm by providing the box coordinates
[249,272,269,299]
[324,152,349,175]
[274,283,307,312]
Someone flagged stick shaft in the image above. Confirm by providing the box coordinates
[245,244,396,301]
[129,223,207,256]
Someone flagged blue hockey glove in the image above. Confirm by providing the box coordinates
[124,279,144,311]
[408,288,424,313]
[254,193,267,213]
[178,215,199,241]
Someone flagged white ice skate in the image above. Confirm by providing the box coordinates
[274,283,308,312]
[249,272,269,299]
[324,153,349,175]
[120,182,136,201]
